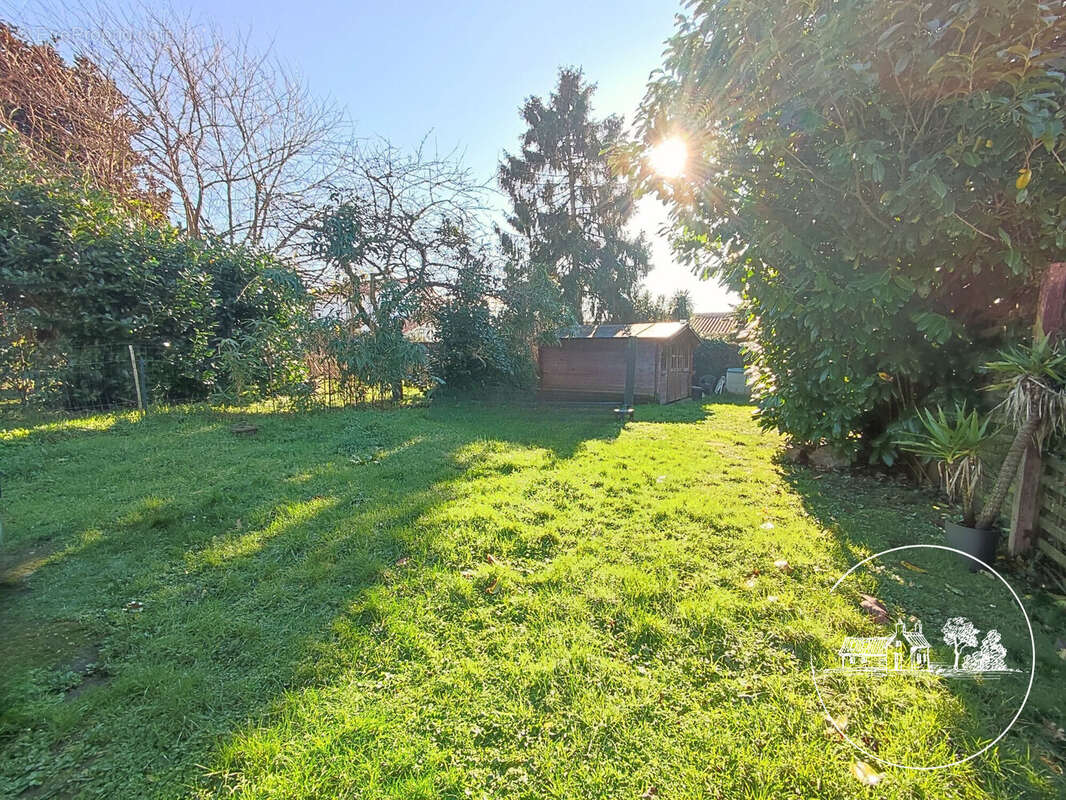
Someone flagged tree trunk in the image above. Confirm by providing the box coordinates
[975,413,1041,530]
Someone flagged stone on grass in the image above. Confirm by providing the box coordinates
[808,445,851,470]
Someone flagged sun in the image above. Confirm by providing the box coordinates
[648,136,688,178]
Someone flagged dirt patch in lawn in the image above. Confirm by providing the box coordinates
[62,644,111,702]
[0,538,58,586]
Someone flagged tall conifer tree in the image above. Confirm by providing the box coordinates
[499,68,649,323]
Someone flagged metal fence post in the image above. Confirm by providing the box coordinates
[623,335,636,409]
[128,344,144,415]
[138,353,149,413]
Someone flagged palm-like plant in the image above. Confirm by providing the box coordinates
[897,404,990,527]
[975,334,1066,530]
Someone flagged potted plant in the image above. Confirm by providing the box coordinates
[900,334,1066,566]
[897,404,993,563]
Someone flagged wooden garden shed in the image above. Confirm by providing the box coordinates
[538,322,700,404]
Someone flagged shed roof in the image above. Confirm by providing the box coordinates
[689,312,741,339]
[560,321,694,340]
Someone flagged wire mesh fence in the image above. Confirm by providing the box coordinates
[2,342,150,416]
[1,338,432,418]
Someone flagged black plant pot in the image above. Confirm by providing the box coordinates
[944,521,1000,570]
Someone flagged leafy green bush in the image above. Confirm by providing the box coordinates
[431,261,574,393]
[628,0,1066,462]
[433,267,515,391]
[0,134,308,408]
[497,262,574,387]
[319,281,427,404]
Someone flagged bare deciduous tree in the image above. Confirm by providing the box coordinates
[0,21,166,212]
[63,2,356,259]
[311,138,490,330]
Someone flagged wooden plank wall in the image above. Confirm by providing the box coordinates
[538,339,659,398]
[1036,450,1066,573]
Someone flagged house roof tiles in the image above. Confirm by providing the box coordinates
[688,312,741,339]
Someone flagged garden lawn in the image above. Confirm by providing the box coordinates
[1,399,1064,798]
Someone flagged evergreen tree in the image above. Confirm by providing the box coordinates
[669,290,692,321]
[499,68,649,323]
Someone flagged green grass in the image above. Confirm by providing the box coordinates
[1,399,1064,798]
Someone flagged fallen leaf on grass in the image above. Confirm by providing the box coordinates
[124,601,144,613]
[825,713,848,738]
[773,559,791,573]
[860,594,890,624]
[484,577,499,594]
[900,560,927,573]
[851,760,884,786]
[485,553,499,565]
[1038,754,1063,775]
[395,557,409,567]
[641,787,658,799]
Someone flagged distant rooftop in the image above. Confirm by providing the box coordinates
[559,321,693,340]
[688,312,741,339]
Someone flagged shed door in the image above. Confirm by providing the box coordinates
[662,344,692,403]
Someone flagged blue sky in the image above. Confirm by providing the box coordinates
[16,0,738,310]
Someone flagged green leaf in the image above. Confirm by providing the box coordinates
[876,21,906,47]
[893,275,916,294]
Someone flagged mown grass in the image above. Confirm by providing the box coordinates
[1,399,1064,798]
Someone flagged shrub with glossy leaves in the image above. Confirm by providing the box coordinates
[626,0,1066,462]
[0,135,308,407]
[433,267,514,391]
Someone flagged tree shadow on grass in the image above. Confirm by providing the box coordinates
[0,401,636,797]
[638,397,742,424]
[781,464,1066,796]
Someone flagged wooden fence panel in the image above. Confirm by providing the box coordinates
[1036,451,1066,573]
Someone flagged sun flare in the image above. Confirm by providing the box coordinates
[648,136,688,178]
